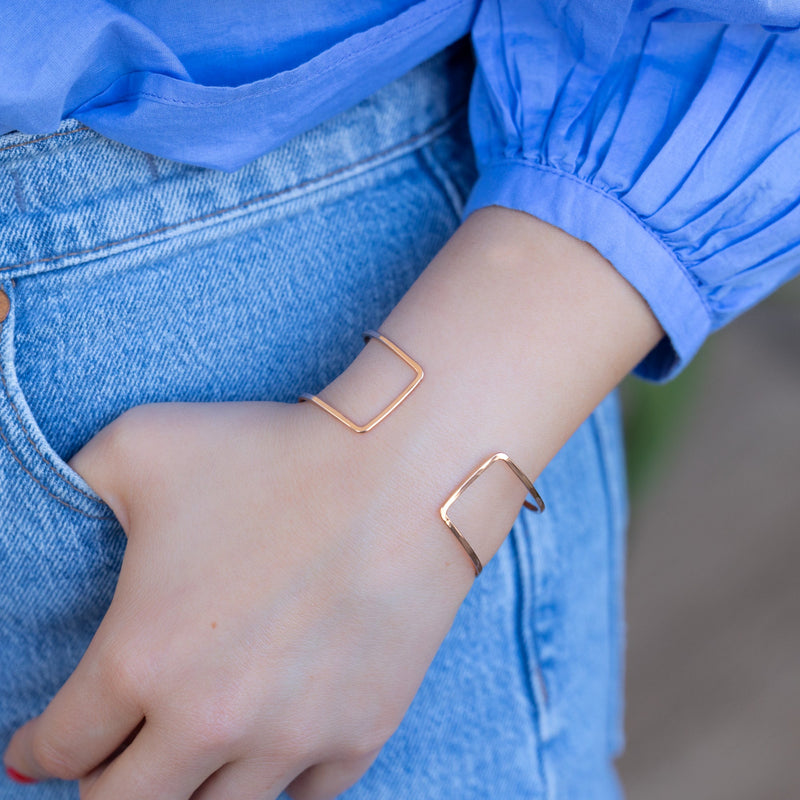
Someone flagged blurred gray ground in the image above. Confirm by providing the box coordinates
[618,281,800,800]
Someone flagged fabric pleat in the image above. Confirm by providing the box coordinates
[468,2,800,381]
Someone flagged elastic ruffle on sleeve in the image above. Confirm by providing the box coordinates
[465,1,800,381]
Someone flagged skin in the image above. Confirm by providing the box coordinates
[3,206,663,799]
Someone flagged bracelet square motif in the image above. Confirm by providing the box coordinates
[440,453,545,576]
[298,330,424,433]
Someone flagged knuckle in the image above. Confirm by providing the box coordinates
[346,734,385,764]
[187,696,248,755]
[75,406,160,514]
[30,730,81,781]
[355,741,384,763]
[102,408,147,463]
[100,405,165,472]
[99,638,159,700]
[280,721,317,762]
[344,717,394,762]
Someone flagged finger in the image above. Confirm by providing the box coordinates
[82,720,219,800]
[79,765,107,798]
[190,760,303,800]
[77,718,145,800]
[286,753,378,800]
[3,645,144,782]
[67,427,128,525]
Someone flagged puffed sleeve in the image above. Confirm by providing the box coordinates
[466,0,800,381]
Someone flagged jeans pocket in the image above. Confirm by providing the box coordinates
[0,281,124,749]
[0,280,111,521]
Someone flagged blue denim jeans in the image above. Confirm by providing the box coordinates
[0,41,627,799]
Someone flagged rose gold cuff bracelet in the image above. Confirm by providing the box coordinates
[298,329,423,433]
[298,329,545,577]
[440,453,545,576]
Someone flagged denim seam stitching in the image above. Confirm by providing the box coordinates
[0,125,90,155]
[0,360,99,503]
[587,407,623,757]
[0,423,108,520]
[508,528,549,794]
[0,108,466,274]
[0,320,110,518]
[415,144,466,221]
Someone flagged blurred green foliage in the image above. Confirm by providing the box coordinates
[621,277,799,503]
[620,350,704,502]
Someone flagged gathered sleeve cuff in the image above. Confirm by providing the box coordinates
[467,1,800,383]
[464,159,712,382]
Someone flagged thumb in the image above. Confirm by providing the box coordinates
[68,417,134,529]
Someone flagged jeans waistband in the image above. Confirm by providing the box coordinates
[0,38,473,280]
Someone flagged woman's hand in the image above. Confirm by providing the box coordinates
[3,399,474,800]
[2,205,664,799]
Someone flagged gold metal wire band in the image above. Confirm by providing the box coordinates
[440,453,545,576]
[299,332,545,577]
[298,329,424,433]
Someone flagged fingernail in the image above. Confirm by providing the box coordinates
[5,766,37,784]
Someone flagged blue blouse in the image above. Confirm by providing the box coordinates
[2,1,799,381]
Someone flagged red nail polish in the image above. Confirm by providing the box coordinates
[5,766,37,784]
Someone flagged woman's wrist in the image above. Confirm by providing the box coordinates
[309,346,531,586]
[310,206,664,576]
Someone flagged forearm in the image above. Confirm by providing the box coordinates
[316,205,664,584]
[2,208,664,797]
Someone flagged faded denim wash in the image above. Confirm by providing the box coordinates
[0,42,627,799]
